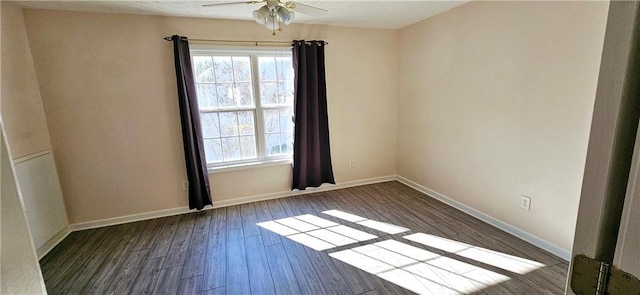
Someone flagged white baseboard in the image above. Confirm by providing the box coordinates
[65,174,570,262]
[70,175,397,231]
[69,207,192,232]
[396,176,572,261]
[212,175,397,208]
[37,225,71,259]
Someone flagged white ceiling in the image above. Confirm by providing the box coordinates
[15,1,469,29]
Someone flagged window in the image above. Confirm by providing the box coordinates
[191,48,294,169]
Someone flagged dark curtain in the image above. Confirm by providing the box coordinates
[171,35,212,209]
[291,40,335,190]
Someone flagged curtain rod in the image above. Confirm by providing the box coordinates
[163,36,328,46]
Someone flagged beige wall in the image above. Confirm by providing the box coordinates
[23,10,399,223]
[17,2,608,255]
[1,2,69,254]
[398,1,608,250]
[1,2,50,159]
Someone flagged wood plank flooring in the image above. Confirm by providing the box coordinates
[40,181,569,294]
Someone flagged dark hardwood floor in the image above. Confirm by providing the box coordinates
[40,181,568,294]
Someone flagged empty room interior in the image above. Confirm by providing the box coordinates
[2,0,640,294]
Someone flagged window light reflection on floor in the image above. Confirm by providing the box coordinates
[404,233,545,274]
[307,228,358,246]
[275,217,320,232]
[257,212,544,294]
[320,209,366,222]
[287,233,335,251]
[322,209,409,234]
[327,225,377,241]
[256,214,377,251]
[330,239,511,295]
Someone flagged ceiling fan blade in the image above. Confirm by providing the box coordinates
[284,2,328,16]
[202,1,263,7]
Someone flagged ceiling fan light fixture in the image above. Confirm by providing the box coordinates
[252,5,270,25]
[203,0,326,34]
[203,0,328,31]
[277,7,294,25]
[263,14,277,30]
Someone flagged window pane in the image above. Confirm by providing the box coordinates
[204,139,223,163]
[263,109,279,133]
[219,112,239,137]
[194,52,292,166]
[260,82,278,106]
[234,82,254,107]
[221,137,241,160]
[193,56,214,83]
[266,133,281,155]
[239,136,257,159]
[216,84,235,108]
[283,132,294,154]
[197,84,217,109]
[213,56,233,83]
[279,107,294,133]
[201,113,220,138]
[286,132,293,149]
[259,57,276,81]
[238,111,255,136]
[277,82,294,106]
[233,57,252,82]
[276,57,293,81]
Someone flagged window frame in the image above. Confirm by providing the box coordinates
[190,46,295,172]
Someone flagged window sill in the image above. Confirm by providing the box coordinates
[207,158,292,174]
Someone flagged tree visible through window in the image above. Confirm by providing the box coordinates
[191,50,294,167]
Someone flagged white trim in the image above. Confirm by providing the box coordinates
[190,46,292,54]
[208,158,292,174]
[12,149,51,164]
[396,175,572,261]
[212,175,397,208]
[69,175,397,231]
[69,206,191,231]
[37,226,71,259]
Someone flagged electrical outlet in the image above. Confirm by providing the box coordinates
[349,160,355,168]
[182,180,189,191]
[520,195,531,211]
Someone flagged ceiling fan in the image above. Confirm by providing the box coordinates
[203,0,328,34]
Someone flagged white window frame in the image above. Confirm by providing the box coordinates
[190,46,294,173]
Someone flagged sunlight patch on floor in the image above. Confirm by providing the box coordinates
[287,233,336,251]
[322,209,409,234]
[330,239,511,295]
[404,233,545,274]
[308,228,358,246]
[257,211,545,294]
[257,214,377,250]
[327,225,377,241]
[320,209,366,222]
